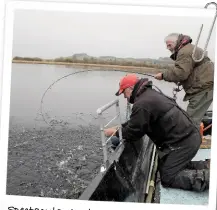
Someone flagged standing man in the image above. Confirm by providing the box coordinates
[155,33,214,129]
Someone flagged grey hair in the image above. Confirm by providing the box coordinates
[164,33,180,43]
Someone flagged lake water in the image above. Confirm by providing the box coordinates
[9,63,192,129]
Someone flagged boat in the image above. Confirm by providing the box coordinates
[78,99,212,203]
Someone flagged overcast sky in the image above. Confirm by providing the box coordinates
[12,9,216,60]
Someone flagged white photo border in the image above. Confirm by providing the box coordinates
[0,1,216,210]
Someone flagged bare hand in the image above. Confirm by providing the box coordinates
[104,128,117,137]
[154,73,163,80]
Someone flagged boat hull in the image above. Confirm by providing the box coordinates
[79,136,154,202]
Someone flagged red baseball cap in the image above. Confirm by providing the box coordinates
[115,74,139,96]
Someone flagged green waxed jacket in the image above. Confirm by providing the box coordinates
[163,43,214,101]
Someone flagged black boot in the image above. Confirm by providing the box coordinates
[165,169,210,192]
[186,159,210,170]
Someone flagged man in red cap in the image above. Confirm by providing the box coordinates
[115,73,139,98]
[104,73,210,192]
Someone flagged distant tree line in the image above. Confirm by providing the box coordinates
[12,56,174,71]
[13,56,44,61]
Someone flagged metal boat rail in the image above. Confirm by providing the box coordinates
[96,99,123,170]
[79,99,155,202]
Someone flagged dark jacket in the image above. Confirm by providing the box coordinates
[162,35,214,101]
[116,79,201,149]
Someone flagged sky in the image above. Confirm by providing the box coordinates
[12,9,216,60]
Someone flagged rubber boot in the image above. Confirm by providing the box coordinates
[166,169,210,192]
[186,159,210,170]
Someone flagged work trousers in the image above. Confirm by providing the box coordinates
[111,134,210,192]
[158,132,209,192]
[186,89,213,129]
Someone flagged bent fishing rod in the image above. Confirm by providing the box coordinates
[39,69,155,126]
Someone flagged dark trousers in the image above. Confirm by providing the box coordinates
[158,132,209,192]
[111,134,210,192]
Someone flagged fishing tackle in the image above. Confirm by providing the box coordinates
[39,69,155,126]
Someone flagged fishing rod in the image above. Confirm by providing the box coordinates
[39,69,156,126]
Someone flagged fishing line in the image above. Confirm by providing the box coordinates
[38,69,155,127]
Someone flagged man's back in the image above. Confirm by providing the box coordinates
[134,88,199,147]
[176,43,214,97]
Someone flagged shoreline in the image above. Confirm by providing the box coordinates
[12,60,162,73]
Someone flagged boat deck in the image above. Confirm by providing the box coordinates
[159,148,210,205]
